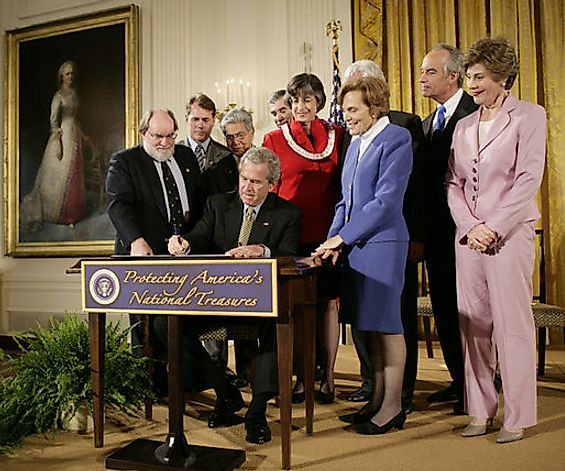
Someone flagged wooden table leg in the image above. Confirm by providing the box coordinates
[142,314,154,420]
[154,315,190,463]
[89,312,105,448]
[300,302,316,436]
[277,280,293,470]
[106,313,245,470]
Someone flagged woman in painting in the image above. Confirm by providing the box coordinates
[21,60,86,232]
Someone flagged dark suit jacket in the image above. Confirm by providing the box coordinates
[186,191,301,257]
[422,91,478,234]
[339,110,427,242]
[180,190,301,396]
[180,138,238,200]
[106,144,202,255]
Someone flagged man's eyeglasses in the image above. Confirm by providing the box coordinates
[146,131,178,141]
[225,131,249,143]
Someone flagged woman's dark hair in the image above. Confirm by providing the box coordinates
[286,73,326,111]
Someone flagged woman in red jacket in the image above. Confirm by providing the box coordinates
[263,73,343,403]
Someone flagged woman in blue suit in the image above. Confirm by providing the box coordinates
[314,76,412,434]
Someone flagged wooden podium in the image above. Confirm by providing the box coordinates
[74,256,319,470]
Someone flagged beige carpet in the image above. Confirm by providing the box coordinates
[1,343,564,470]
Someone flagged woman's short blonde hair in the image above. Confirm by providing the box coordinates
[338,76,390,118]
[464,37,519,90]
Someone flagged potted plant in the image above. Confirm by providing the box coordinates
[0,315,149,452]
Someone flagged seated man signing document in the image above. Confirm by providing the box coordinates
[163,146,301,445]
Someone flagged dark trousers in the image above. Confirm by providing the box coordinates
[425,231,464,393]
[153,316,278,397]
[129,314,171,394]
[352,261,419,401]
[202,338,257,378]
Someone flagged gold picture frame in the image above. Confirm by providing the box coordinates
[3,5,139,257]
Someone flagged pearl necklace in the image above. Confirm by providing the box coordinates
[281,122,336,161]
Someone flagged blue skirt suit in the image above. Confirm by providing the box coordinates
[329,121,412,333]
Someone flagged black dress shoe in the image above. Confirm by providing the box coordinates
[232,376,251,389]
[315,364,325,382]
[339,410,373,424]
[353,411,406,435]
[245,419,272,444]
[316,389,335,404]
[427,384,461,403]
[452,399,465,415]
[316,382,335,404]
[208,393,244,428]
[346,381,372,402]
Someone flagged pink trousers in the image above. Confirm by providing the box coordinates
[455,222,537,430]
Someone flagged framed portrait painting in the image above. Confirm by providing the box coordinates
[3,5,139,256]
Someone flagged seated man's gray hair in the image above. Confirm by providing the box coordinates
[239,147,280,184]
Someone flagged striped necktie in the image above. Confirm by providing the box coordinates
[195,144,206,172]
[238,206,255,246]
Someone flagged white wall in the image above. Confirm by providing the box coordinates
[0,0,352,334]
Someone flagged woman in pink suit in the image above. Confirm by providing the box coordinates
[446,37,546,443]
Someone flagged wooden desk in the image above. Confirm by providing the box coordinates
[73,257,318,470]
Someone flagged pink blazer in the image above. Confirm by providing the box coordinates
[446,94,546,244]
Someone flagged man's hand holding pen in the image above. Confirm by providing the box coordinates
[168,234,189,256]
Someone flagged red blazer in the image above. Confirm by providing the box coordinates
[263,118,343,245]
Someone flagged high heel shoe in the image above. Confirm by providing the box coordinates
[291,391,305,404]
[316,382,335,404]
[496,428,524,443]
[339,410,373,424]
[461,418,494,437]
[352,410,406,435]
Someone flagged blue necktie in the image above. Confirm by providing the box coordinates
[434,105,446,132]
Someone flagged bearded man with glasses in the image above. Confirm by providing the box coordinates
[105,108,203,395]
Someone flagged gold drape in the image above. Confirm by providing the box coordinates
[353,0,565,306]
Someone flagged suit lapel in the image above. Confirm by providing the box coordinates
[207,139,228,166]
[465,115,480,158]
[344,138,361,175]
[478,96,515,154]
[139,148,168,222]
[173,147,201,222]
[423,112,434,138]
[249,194,275,245]
[424,91,477,140]
[225,195,243,248]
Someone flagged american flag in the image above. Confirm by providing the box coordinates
[329,43,345,128]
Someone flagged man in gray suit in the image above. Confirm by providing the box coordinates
[181,93,238,197]
[180,94,240,382]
